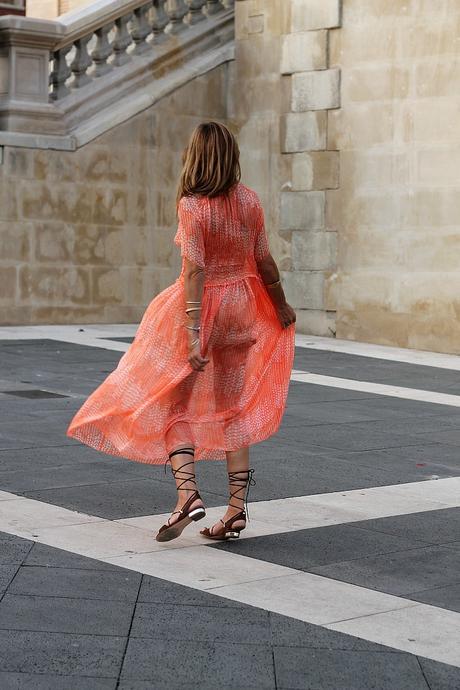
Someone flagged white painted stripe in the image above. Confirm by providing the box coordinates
[295,333,460,371]
[291,369,460,407]
[1,325,460,371]
[0,479,459,667]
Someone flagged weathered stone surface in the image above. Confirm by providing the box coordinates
[0,267,17,301]
[291,0,341,32]
[291,151,340,191]
[19,267,90,305]
[281,111,327,152]
[281,269,325,310]
[291,69,341,111]
[280,30,327,74]
[280,191,325,231]
[291,230,337,270]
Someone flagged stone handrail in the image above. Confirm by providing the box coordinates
[0,0,234,147]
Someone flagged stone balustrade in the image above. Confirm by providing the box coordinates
[0,0,235,145]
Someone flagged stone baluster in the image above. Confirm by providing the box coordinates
[151,0,169,42]
[49,44,72,100]
[91,22,114,77]
[70,34,93,88]
[185,0,206,25]
[112,13,133,66]
[205,0,224,15]
[131,3,152,55]
[165,0,188,34]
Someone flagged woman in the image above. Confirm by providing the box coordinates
[67,121,296,542]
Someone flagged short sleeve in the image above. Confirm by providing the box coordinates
[174,196,205,268]
[253,199,270,262]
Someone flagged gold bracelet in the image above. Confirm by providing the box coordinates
[185,325,200,331]
[186,300,201,304]
[185,306,201,314]
[266,279,281,288]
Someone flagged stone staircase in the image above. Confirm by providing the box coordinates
[0,0,234,150]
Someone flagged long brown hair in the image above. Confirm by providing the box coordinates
[176,121,241,207]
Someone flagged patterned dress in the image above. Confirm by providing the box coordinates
[66,183,295,463]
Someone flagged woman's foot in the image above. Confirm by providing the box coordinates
[201,505,246,538]
[200,468,255,540]
[156,490,206,542]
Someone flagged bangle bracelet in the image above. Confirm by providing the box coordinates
[186,300,201,304]
[266,279,281,288]
[185,306,201,314]
[185,325,200,331]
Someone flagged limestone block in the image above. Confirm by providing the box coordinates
[292,69,341,111]
[35,222,73,262]
[19,267,90,305]
[0,221,31,261]
[22,184,93,224]
[328,104,394,150]
[280,269,325,310]
[291,0,341,32]
[280,30,327,74]
[281,111,327,152]
[291,151,339,190]
[93,189,128,226]
[280,191,325,231]
[291,230,336,270]
[417,147,460,185]
[345,66,409,102]
[0,267,17,301]
[294,308,336,337]
[92,268,124,304]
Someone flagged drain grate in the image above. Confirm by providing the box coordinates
[1,389,69,399]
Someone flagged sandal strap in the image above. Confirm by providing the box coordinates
[227,468,256,521]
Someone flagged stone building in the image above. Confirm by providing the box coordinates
[0,0,459,355]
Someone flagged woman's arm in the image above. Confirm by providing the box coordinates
[184,257,209,371]
[256,253,296,329]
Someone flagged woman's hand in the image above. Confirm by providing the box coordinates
[188,340,209,372]
[276,303,296,328]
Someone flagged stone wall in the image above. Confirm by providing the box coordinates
[234,0,340,336]
[0,64,230,324]
[330,0,460,353]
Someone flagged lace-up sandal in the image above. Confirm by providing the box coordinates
[156,447,206,542]
[200,468,256,540]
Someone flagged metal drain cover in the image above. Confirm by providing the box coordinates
[1,389,69,399]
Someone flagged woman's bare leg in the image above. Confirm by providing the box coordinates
[206,446,250,533]
[166,446,204,525]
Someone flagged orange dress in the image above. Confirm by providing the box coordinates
[66,183,295,464]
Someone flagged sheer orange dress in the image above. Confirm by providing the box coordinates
[66,183,296,464]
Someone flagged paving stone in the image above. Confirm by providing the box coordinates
[293,348,460,396]
[22,480,225,520]
[309,544,460,597]
[273,646,429,689]
[408,583,460,613]
[8,565,141,601]
[137,574,245,608]
[268,612,395,652]
[418,657,460,690]
[120,638,276,688]
[0,564,20,595]
[0,629,125,677]
[23,541,130,571]
[350,508,460,546]
[210,523,427,570]
[0,593,135,635]
[130,602,270,643]
[0,532,33,565]
[0,672,117,690]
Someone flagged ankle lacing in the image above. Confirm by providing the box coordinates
[228,468,256,521]
[164,447,198,527]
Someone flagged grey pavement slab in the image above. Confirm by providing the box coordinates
[0,592,135,635]
[130,601,271,643]
[22,479,226,520]
[310,544,460,599]
[119,638,276,688]
[419,656,460,690]
[8,564,142,601]
[347,507,460,546]
[408,583,460,613]
[273,646,430,690]
[0,672,117,689]
[210,522,430,570]
[294,347,460,395]
[0,629,125,678]
[0,532,33,565]
[24,541,132,571]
